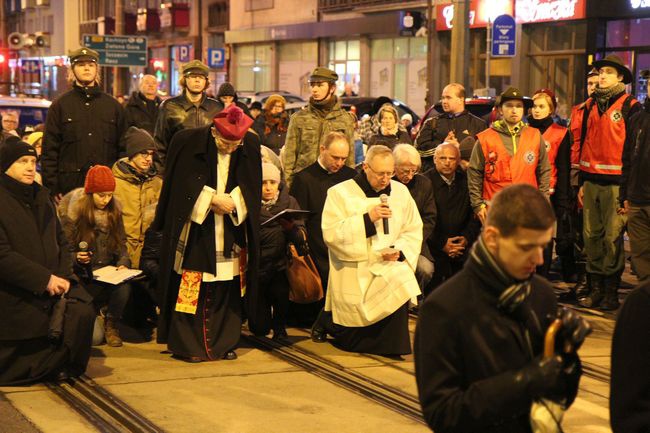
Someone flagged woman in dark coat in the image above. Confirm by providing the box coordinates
[253,95,290,155]
[149,105,262,362]
[0,138,94,385]
[367,103,412,149]
[258,163,306,340]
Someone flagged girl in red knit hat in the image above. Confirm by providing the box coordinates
[57,165,132,347]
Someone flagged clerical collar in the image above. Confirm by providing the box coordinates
[353,171,391,198]
[317,157,331,174]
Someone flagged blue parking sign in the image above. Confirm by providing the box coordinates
[207,48,225,69]
[492,15,516,57]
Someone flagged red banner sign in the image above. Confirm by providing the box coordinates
[436,0,515,31]
[515,0,586,23]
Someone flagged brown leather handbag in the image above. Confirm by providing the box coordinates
[286,230,323,304]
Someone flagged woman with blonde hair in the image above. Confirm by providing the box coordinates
[254,94,290,154]
[367,103,412,149]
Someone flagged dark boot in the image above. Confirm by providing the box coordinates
[574,273,591,302]
[600,276,620,311]
[104,318,123,347]
[311,309,327,343]
[578,274,604,308]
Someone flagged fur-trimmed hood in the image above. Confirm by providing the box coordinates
[57,187,122,233]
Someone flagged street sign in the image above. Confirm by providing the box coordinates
[207,48,225,69]
[178,45,191,63]
[21,60,41,74]
[491,14,516,57]
[82,34,147,67]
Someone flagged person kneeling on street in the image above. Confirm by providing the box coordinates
[0,137,94,385]
[259,162,307,341]
[58,165,132,347]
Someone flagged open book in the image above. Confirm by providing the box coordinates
[261,209,310,226]
[93,266,143,285]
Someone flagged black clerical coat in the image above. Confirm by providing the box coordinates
[151,126,262,340]
[289,161,356,282]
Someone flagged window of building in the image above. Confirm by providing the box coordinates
[208,1,228,28]
[235,44,272,92]
[328,40,360,95]
[278,41,317,98]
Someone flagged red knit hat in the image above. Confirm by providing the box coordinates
[84,165,116,193]
[213,105,253,141]
[532,88,557,112]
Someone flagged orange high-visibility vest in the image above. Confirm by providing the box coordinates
[569,102,587,169]
[580,94,636,176]
[478,126,541,201]
[543,123,568,193]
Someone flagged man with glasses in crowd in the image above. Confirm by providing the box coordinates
[311,145,422,357]
[282,67,355,186]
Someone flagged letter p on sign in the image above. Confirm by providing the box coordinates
[208,48,225,69]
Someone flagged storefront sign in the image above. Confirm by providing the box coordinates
[516,0,586,23]
[436,0,514,31]
[630,0,650,8]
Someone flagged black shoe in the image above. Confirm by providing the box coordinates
[50,370,70,382]
[599,276,620,311]
[272,328,288,341]
[578,275,603,308]
[574,273,590,300]
[311,323,327,343]
[223,350,237,361]
[172,354,204,363]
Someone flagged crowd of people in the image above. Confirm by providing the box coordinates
[0,45,649,432]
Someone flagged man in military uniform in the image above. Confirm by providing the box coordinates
[282,67,355,186]
[153,60,223,173]
[42,47,127,200]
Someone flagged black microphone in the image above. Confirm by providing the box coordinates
[78,241,93,281]
[379,194,389,235]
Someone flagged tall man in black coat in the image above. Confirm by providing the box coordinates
[150,105,261,362]
[125,74,162,136]
[415,184,589,433]
[423,142,480,295]
[0,138,94,385]
[42,47,127,200]
[288,132,356,323]
[392,144,436,291]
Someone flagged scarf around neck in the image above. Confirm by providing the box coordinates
[594,82,626,113]
[309,95,337,118]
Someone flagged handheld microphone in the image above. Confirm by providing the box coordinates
[379,194,389,235]
[78,241,93,281]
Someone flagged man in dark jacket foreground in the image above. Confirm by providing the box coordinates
[125,74,161,136]
[0,138,94,385]
[415,184,589,432]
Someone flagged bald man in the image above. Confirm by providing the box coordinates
[423,143,480,295]
[125,74,162,135]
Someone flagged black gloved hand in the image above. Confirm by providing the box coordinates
[516,355,564,399]
[556,307,592,352]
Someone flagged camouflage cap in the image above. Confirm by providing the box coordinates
[309,67,338,83]
[182,60,210,77]
[68,47,99,64]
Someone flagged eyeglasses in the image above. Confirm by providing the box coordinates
[367,165,394,179]
[396,167,418,176]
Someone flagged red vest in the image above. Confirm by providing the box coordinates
[478,126,541,201]
[569,102,587,169]
[580,94,636,176]
[542,123,568,193]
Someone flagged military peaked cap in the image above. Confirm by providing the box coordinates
[309,67,338,83]
[68,47,99,64]
[182,60,210,77]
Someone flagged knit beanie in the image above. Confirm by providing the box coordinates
[124,126,156,159]
[84,165,116,193]
[217,82,236,98]
[262,162,281,183]
[1,136,37,172]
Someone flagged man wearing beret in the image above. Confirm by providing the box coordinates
[282,67,355,186]
[0,137,94,385]
[153,60,223,173]
[150,105,261,362]
[468,87,551,225]
[577,55,642,310]
[42,47,127,201]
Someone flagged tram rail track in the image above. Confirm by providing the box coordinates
[241,332,425,425]
[45,375,165,433]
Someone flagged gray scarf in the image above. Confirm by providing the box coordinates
[593,82,626,113]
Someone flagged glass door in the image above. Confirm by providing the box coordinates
[547,55,574,119]
[635,52,650,103]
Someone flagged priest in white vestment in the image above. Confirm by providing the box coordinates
[311,145,423,355]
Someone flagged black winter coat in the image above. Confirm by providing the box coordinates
[367,128,412,149]
[125,91,162,136]
[415,266,579,433]
[150,126,262,339]
[621,98,650,206]
[415,110,487,156]
[42,85,127,196]
[153,91,223,171]
[253,111,289,155]
[260,185,304,274]
[0,175,89,340]
[400,174,436,261]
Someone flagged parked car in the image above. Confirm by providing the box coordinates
[0,96,51,130]
[237,90,306,106]
[340,97,421,126]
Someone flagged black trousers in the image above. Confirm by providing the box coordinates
[0,298,95,386]
[427,250,465,298]
[256,270,290,335]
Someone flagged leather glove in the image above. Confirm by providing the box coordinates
[516,355,563,399]
[556,307,592,353]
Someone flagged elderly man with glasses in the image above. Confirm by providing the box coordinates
[311,145,422,357]
[392,144,436,293]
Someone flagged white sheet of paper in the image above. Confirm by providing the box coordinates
[93,266,142,285]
